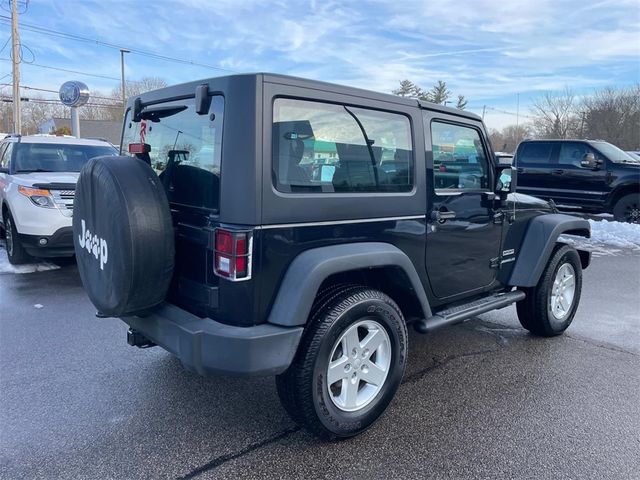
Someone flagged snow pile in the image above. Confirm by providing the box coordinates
[0,239,60,274]
[560,219,640,254]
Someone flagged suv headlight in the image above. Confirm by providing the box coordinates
[18,185,56,208]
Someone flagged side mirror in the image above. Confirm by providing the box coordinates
[580,152,602,169]
[495,165,517,195]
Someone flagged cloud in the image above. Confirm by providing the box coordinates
[8,0,638,114]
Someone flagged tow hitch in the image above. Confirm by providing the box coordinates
[127,329,156,348]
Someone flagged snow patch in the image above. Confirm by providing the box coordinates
[560,219,640,254]
[0,239,61,274]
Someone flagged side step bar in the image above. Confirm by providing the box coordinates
[414,290,525,334]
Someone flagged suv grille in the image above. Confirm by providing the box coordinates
[51,189,75,215]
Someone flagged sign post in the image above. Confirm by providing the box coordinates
[58,81,90,137]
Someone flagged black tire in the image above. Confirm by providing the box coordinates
[276,287,408,440]
[516,244,582,337]
[613,193,640,223]
[3,210,31,265]
[73,156,174,317]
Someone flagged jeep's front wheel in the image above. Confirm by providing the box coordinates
[516,244,582,336]
[276,287,407,440]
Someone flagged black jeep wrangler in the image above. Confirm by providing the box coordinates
[73,74,591,440]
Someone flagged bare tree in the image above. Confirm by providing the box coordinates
[111,77,168,101]
[530,87,579,139]
[488,124,532,153]
[581,84,640,149]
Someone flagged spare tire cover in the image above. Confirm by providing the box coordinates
[73,156,174,317]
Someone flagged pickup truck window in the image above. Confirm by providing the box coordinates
[272,98,413,193]
[558,142,598,167]
[518,142,554,165]
[431,121,489,191]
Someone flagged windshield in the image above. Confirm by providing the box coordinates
[13,143,117,173]
[122,96,224,211]
[591,141,639,163]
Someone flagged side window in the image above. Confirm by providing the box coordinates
[272,98,413,193]
[517,142,553,165]
[0,143,13,170]
[431,121,489,191]
[558,142,596,167]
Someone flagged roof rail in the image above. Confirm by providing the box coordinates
[3,133,21,139]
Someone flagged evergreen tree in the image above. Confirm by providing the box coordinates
[456,94,468,110]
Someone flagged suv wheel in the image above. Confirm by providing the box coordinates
[3,211,31,265]
[276,287,407,440]
[516,244,582,336]
[613,193,640,223]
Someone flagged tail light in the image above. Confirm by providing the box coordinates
[214,228,252,281]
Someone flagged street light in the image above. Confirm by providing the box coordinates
[120,49,130,116]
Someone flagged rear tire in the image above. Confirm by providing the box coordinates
[3,211,31,265]
[517,244,582,336]
[276,287,407,440]
[613,193,640,223]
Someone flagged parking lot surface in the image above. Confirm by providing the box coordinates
[1,248,639,479]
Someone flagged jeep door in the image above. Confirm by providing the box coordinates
[423,113,503,299]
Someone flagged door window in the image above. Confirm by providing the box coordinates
[431,121,489,191]
[517,142,554,165]
[558,142,597,167]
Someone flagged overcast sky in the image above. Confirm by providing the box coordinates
[1,0,638,129]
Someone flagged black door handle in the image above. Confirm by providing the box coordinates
[431,209,457,221]
[552,169,564,175]
[516,167,524,173]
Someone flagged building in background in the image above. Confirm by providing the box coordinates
[38,118,121,146]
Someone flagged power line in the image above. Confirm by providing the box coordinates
[1,95,121,108]
[0,82,123,102]
[0,57,142,83]
[0,15,236,73]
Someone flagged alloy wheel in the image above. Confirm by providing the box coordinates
[549,263,576,320]
[326,319,391,412]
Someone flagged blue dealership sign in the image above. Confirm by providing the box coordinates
[59,81,90,107]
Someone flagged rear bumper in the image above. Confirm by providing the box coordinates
[122,303,303,376]
[19,226,75,257]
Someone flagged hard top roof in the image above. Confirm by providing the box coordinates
[131,72,482,122]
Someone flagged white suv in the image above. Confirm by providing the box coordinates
[0,134,117,264]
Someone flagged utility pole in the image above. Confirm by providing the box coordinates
[11,0,21,134]
[482,105,486,120]
[120,49,130,117]
[515,93,520,135]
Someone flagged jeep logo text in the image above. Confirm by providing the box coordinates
[78,219,108,270]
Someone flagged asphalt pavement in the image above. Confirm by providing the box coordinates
[1,248,639,479]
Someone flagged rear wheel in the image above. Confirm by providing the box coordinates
[276,287,407,440]
[613,193,640,223]
[517,244,582,336]
[3,211,31,265]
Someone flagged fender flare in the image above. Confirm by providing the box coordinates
[508,214,590,287]
[267,242,431,327]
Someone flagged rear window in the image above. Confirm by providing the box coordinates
[272,98,413,193]
[517,142,554,164]
[12,143,117,173]
[122,96,224,212]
